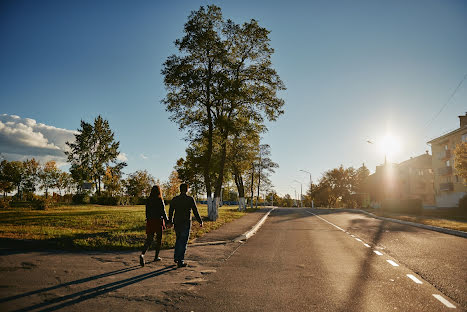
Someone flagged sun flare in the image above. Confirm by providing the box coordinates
[379,134,401,158]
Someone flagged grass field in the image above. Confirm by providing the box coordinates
[0,204,248,250]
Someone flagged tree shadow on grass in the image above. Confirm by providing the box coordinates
[7,265,177,312]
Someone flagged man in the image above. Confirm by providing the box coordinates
[169,183,203,268]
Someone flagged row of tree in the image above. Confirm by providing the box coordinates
[0,159,73,199]
[162,5,285,219]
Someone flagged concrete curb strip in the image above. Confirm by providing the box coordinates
[233,207,275,242]
[336,208,467,239]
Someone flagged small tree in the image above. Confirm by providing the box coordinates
[57,171,74,196]
[39,161,59,198]
[2,161,23,198]
[22,158,40,195]
[125,170,156,199]
[454,142,467,184]
[163,170,181,200]
[0,160,15,197]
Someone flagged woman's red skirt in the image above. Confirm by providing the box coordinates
[146,218,166,235]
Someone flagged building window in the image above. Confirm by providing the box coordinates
[445,144,448,150]
[446,160,450,167]
[462,133,467,142]
[455,175,459,183]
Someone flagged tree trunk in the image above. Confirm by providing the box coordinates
[212,131,229,220]
[250,163,254,209]
[233,167,245,211]
[256,157,261,209]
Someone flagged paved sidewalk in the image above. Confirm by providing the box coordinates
[0,208,271,312]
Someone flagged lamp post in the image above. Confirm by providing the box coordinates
[300,169,312,208]
[293,180,303,208]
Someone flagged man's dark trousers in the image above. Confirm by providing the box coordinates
[174,224,191,262]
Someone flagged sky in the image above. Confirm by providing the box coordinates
[1,0,466,197]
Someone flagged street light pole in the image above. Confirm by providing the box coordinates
[300,169,312,208]
[293,180,303,208]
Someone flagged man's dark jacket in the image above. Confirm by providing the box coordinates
[169,194,202,227]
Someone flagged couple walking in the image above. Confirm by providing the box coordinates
[139,183,203,268]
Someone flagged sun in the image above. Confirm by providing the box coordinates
[379,134,401,158]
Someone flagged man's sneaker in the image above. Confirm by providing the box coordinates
[177,260,187,268]
[139,254,145,267]
[154,256,162,262]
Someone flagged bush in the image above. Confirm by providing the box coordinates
[31,196,54,210]
[459,194,467,210]
[72,193,90,204]
[0,197,12,209]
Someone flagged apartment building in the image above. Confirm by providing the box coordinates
[364,153,435,207]
[427,113,467,207]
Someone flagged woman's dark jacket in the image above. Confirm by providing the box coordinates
[145,197,168,221]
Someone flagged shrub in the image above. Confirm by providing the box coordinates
[0,197,12,209]
[459,194,467,210]
[31,196,54,210]
[72,193,90,204]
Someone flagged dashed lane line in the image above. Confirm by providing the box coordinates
[386,260,399,267]
[433,294,456,309]
[407,274,423,284]
[304,209,459,310]
[304,211,345,232]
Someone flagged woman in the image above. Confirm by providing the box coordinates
[140,185,168,267]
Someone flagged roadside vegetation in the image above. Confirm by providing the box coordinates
[0,204,249,250]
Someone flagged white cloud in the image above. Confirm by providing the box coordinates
[117,152,128,162]
[140,153,148,160]
[0,114,76,165]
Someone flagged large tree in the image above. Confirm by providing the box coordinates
[162,5,284,220]
[162,5,225,218]
[66,115,126,194]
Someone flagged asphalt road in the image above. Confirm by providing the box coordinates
[177,208,466,312]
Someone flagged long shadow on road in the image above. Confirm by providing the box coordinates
[9,265,177,312]
[0,265,141,304]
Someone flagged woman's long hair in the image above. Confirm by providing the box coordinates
[149,185,164,201]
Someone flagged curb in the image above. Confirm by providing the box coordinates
[329,208,467,239]
[233,207,275,242]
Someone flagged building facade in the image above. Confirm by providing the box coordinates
[427,113,467,207]
[364,152,435,207]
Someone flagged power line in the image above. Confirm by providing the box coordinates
[424,73,467,130]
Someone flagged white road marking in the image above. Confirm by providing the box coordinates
[406,274,423,284]
[433,294,456,308]
[386,260,399,267]
[373,250,383,256]
[355,238,362,242]
[363,243,371,248]
[305,211,345,232]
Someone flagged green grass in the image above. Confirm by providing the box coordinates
[0,204,248,250]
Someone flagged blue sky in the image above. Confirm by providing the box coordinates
[1,0,466,196]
